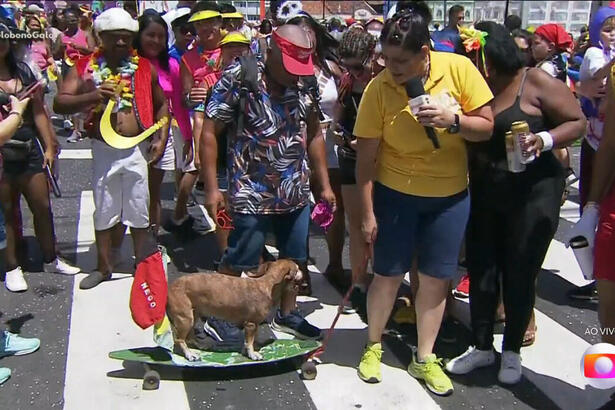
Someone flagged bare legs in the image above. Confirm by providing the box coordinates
[341,184,368,288]
[175,171,198,222]
[0,173,56,270]
[325,170,345,274]
[367,271,449,360]
[148,166,165,236]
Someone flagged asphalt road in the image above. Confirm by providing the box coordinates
[0,125,613,410]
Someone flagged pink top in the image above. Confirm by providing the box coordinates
[150,58,192,142]
[30,40,50,70]
[62,29,88,61]
[181,47,221,84]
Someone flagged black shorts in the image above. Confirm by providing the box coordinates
[2,136,44,178]
[338,148,356,185]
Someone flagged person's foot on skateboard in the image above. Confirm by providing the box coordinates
[271,309,321,340]
[204,317,243,344]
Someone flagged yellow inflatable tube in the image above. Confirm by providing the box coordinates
[99,99,169,149]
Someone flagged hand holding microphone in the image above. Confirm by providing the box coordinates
[406,77,459,149]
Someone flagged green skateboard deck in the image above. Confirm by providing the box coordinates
[109,339,321,368]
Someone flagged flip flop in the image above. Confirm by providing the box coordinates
[79,271,111,290]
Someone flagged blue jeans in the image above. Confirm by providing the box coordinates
[221,206,310,272]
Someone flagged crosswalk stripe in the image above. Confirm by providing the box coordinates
[560,200,581,224]
[58,149,92,160]
[263,242,442,409]
[63,191,190,410]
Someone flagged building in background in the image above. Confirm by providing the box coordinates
[226,1,268,22]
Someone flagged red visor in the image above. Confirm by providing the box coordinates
[272,30,314,76]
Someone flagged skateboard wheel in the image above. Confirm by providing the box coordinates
[143,370,160,390]
[301,361,317,380]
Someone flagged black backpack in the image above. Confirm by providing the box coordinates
[236,54,263,132]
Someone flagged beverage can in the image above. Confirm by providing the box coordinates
[505,131,525,173]
[511,121,536,164]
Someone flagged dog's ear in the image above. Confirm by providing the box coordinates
[254,261,273,278]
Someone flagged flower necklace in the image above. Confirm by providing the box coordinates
[90,48,140,112]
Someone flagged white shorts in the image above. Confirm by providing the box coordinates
[173,126,197,173]
[151,132,176,171]
[92,139,150,231]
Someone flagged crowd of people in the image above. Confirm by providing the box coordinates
[0,0,614,399]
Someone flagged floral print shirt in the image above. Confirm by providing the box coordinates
[206,60,312,215]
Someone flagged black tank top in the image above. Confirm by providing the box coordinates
[470,68,561,175]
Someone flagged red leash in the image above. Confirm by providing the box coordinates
[308,244,372,361]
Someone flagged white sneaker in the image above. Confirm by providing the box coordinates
[498,351,522,384]
[445,346,495,375]
[63,119,73,130]
[5,267,27,292]
[43,257,81,275]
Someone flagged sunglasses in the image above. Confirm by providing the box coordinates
[216,208,234,230]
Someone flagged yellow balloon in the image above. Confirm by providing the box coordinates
[99,99,168,149]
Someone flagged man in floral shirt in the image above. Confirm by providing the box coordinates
[201,24,335,341]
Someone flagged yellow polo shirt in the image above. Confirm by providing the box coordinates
[353,51,493,197]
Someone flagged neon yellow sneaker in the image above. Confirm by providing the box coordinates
[358,342,383,383]
[408,353,454,396]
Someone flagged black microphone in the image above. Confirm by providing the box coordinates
[405,77,440,149]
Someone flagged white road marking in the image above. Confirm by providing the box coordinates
[451,298,592,410]
[63,191,190,410]
[560,200,581,223]
[58,149,92,160]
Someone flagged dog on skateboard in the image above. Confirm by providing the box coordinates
[166,260,303,361]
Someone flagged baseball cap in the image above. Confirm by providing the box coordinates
[272,29,313,76]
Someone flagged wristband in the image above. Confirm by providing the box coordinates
[537,131,554,151]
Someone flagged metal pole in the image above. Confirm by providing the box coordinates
[504,0,510,19]
[322,0,325,20]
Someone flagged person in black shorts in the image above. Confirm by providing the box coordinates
[334,27,382,312]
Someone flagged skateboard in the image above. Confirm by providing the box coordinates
[109,339,321,390]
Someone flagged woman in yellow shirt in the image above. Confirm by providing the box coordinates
[353,6,494,396]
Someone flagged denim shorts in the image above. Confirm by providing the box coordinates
[220,205,310,272]
[372,182,469,279]
[0,207,6,249]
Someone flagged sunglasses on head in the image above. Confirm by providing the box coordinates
[216,208,234,230]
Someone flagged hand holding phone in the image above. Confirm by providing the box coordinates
[8,95,31,115]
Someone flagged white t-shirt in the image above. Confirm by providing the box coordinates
[580,47,608,82]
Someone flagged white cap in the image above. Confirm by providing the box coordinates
[171,7,191,24]
[25,4,45,13]
[94,7,138,34]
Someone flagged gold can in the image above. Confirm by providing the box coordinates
[511,121,530,134]
[505,131,525,173]
[510,120,535,164]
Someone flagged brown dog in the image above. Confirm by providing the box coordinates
[166,259,303,361]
